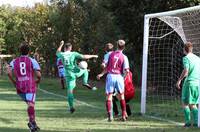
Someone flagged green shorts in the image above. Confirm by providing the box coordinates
[182,80,199,104]
[65,67,88,90]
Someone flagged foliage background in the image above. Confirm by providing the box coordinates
[1,0,200,85]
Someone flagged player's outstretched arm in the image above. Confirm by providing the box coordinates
[56,40,64,53]
[82,55,98,59]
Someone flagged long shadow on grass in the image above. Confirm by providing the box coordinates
[0,127,73,132]
[0,93,19,101]
[0,117,13,124]
[40,107,104,119]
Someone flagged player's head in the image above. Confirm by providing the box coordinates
[105,43,113,52]
[117,39,125,50]
[19,42,30,55]
[64,43,72,51]
[184,42,193,54]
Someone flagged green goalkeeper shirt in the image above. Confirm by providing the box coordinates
[183,53,200,84]
[56,51,83,70]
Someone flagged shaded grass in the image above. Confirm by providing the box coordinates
[0,76,199,132]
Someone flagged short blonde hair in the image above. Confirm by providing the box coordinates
[184,42,193,53]
[117,40,125,50]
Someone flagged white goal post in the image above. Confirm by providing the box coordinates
[141,5,200,127]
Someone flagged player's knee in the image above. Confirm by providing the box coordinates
[118,93,124,100]
[189,104,197,109]
[68,91,73,95]
[27,102,35,107]
[106,94,113,101]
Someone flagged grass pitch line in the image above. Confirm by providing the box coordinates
[145,115,183,126]
[38,87,103,110]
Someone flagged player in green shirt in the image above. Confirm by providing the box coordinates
[56,41,98,113]
[176,42,200,127]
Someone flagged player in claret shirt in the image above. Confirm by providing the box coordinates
[7,42,41,132]
[97,40,129,122]
[57,57,65,89]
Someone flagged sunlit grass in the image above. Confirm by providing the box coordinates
[0,76,199,132]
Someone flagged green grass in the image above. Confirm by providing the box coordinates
[0,76,199,132]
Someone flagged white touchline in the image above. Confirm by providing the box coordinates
[145,115,183,126]
[38,87,103,110]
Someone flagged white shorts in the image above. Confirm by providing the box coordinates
[58,68,65,77]
[18,93,36,103]
[105,74,124,94]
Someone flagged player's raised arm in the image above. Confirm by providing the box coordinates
[57,40,64,53]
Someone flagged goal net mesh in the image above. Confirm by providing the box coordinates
[145,7,200,121]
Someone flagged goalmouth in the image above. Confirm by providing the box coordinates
[141,5,200,127]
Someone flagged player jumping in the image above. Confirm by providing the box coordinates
[56,40,98,113]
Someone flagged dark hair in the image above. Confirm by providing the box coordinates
[105,43,113,52]
[117,40,125,50]
[64,43,72,49]
[19,42,30,55]
[184,42,193,53]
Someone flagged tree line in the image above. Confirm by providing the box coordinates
[0,0,199,85]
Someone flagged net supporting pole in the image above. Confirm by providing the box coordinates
[198,85,200,127]
[141,16,149,114]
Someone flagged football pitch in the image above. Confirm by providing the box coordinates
[0,76,199,132]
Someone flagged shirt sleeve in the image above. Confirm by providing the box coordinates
[103,53,109,65]
[183,57,189,70]
[123,55,129,70]
[9,60,15,70]
[56,58,60,66]
[74,52,83,59]
[31,58,41,71]
[56,52,64,59]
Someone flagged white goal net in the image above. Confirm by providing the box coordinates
[141,5,200,126]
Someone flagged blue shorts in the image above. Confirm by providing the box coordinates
[58,68,65,77]
[106,74,124,94]
[18,93,36,103]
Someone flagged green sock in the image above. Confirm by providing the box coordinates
[67,93,74,109]
[183,107,191,124]
[191,107,198,125]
